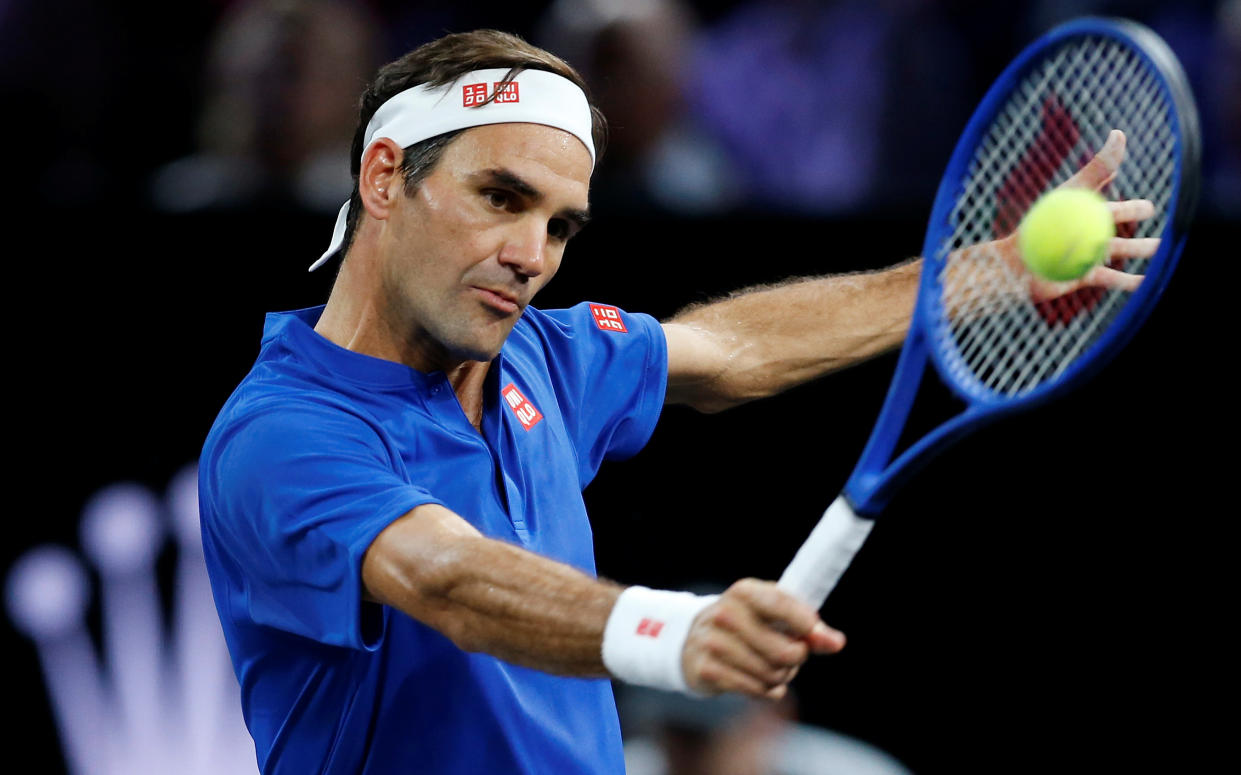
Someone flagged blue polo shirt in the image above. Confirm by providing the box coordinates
[199,302,667,774]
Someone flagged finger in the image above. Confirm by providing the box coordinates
[1109,236,1160,260]
[804,621,846,655]
[1081,264,1143,292]
[1064,129,1125,191]
[690,652,790,700]
[1034,266,1142,300]
[1108,198,1155,223]
[699,626,801,687]
[706,597,810,669]
[727,579,822,639]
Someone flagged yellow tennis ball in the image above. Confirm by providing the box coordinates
[1017,188,1115,281]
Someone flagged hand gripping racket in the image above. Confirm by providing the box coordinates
[778,17,1201,610]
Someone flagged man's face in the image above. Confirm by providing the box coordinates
[378,123,592,367]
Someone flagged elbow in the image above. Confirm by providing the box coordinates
[364,528,477,633]
[421,545,484,649]
[683,394,746,414]
[675,376,773,414]
[410,539,471,599]
[362,504,502,652]
[406,551,490,653]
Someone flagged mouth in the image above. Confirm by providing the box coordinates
[471,286,522,314]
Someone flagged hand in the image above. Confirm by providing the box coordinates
[681,578,845,700]
[946,129,1160,315]
[1020,129,1158,300]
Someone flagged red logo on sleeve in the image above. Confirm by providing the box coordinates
[590,303,628,333]
[501,384,543,430]
[636,618,665,638]
[462,82,488,107]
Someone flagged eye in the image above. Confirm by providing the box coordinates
[548,218,571,241]
[483,189,510,209]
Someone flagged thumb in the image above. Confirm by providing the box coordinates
[805,621,846,654]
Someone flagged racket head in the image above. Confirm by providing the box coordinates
[922,16,1200,409]
[844,17,1200,514]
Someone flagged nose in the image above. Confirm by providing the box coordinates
[497,218,548,278]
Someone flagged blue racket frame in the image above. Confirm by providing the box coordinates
[843,17,1200,517]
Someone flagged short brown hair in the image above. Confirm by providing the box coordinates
[337,29,607,260]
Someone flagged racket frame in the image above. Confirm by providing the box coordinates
[842,17,1200,518]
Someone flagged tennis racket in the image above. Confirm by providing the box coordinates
[778,17,1201,610]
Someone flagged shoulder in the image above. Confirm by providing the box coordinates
[207,356,364,441]
[511,302,664,357]
[207,305,399,446]
[520,302,649,333]
[202,358,397,495]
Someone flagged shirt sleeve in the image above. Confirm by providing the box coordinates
[534,303,668,485]
[200,397,442,650]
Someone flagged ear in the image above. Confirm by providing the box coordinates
[358,138,404,221]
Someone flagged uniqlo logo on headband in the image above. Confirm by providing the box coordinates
[493,81,520,103]
[462,81,520,107]
[462,82,488,107]
[590,303,628,333]
[502,384,543,430]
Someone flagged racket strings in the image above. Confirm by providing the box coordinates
[934,35,1177,398]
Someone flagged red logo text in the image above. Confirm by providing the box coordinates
[636,618,664,638]
[462,81,521,107]
[590,303,628,333]
[502,384,543,430]
[462,82,488,107]
[493,81,520,103]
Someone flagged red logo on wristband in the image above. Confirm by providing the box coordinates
[636,618,664,638]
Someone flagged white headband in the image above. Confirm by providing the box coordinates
[309,67,596,271]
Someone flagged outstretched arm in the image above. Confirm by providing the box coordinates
[363,502,620,675]
[665,131,1157,414]
[663,259,921,414]
[362,503,844,697]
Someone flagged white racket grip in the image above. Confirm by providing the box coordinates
[778,495,874,609]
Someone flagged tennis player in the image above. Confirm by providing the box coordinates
[198,29,1145,775]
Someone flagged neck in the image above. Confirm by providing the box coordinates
[315,256,408,361]
[315,246,494,430]
[445,360,491,430]
[315,237,438,368]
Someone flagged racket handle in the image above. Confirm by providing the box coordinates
[778,495,874,610]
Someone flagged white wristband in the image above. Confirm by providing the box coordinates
[601,586,718,694]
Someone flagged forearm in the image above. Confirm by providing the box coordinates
[363,507,845,699]
[666,258,921,411]
[363,503,621,676]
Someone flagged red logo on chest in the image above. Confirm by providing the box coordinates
[502,384,543,430]
[589,303,628,333]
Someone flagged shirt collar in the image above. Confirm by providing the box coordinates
[262,306,447,390]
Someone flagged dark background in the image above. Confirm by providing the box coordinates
[2,0,1232,772]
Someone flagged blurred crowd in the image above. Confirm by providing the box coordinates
[2,4,1227,772]
[616,683,915,775]
[2,0,1237,219]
